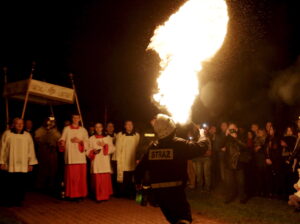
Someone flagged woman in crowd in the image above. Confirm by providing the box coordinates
[281,126,297,197]
[245,130,255,196]
[265,126,283,198]
[87,123,115,202]
[253,129,267,196]
[193,126,212,192]
[265,122,273,135]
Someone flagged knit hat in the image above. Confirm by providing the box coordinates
[153,114,176,139]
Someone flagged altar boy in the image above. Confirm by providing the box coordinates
[87,123,115,201]
[59,114,89,200]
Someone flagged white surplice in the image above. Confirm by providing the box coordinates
[87,135,115,174]
[60,125,89,164]
[0,130,38,173]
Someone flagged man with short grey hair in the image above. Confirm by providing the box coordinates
[0,118,38,206]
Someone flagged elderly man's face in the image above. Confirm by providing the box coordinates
[14,119,24,132]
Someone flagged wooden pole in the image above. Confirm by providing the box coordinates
[3,66,10,129]
[104,105,108,127]
[21,61,36,119]
[69,73,84,127]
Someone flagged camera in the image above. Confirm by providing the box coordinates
[229,129,237,134]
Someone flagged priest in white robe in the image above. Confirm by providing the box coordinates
[0,118,38,206]
[115,120,140,198]
[59,114,89,200]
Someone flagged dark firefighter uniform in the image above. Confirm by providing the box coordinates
[135,134,208,224]
[136,130,157,161]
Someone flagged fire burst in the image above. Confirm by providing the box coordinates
[148,0,229,124]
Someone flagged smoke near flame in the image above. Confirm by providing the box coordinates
[148,0,229,124]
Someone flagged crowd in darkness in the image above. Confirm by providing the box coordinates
[0,115,300,211]
[186,119,300,207]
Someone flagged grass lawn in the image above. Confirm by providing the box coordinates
[187,190,300,224]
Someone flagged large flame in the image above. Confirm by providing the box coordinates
[148,0,228,124]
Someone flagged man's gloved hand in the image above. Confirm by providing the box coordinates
[197,128,207,142]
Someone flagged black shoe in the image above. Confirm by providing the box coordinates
[76,198,84,202]
[69,197,84,202]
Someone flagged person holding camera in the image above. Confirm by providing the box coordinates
[221,123,250,204]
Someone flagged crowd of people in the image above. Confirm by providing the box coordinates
[186,119,300,209]
[0,114,140,206]
[0,114,300,213]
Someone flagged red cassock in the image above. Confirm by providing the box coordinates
[87,135,115,201]
[91,173,113,201]
[64,164,87,198]
[59,125,89,198]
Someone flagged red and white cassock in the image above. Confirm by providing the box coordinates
[59,125,89,164]
[115,132,140,182]
[87,134,115,173]
[87,134,115,201]
[59,125,89,198]
[0,130,38,173]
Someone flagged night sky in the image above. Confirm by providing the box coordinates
[0,0,300,130]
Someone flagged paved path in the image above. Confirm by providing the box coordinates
[2,193,223,224]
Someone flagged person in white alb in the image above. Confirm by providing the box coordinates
[105,122,118,194]
[87,123,115,201]
[59,114,89,200]
[115,120,140,198]
[0,118,38,206]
